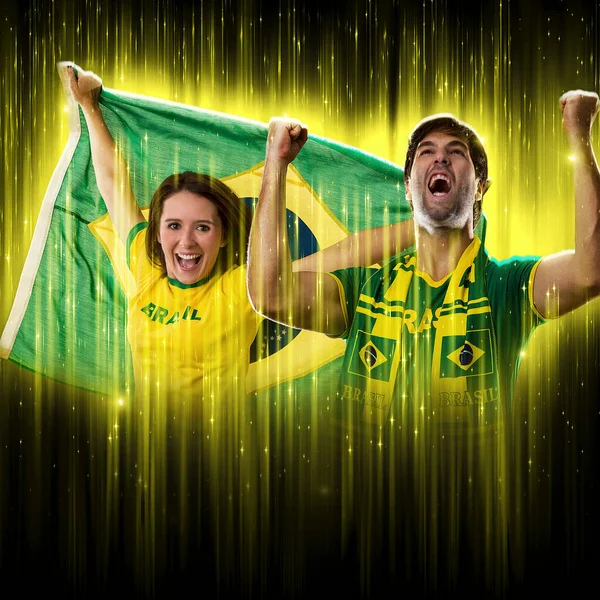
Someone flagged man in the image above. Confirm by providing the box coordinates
[247,91,600,592]
[248,90,600,434]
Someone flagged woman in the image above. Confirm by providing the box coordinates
[68,65,260,402]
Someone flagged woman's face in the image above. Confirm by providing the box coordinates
[157,191,225,284]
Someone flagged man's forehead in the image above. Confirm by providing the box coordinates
[417,131,470,148]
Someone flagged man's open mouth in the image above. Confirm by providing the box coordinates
[176,253,202,270]
[428,173,452,196]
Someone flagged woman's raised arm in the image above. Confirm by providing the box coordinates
[66,65,144,243]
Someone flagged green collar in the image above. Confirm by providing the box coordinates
[167,270,215,289]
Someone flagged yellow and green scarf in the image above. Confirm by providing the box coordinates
[336,236,501,433]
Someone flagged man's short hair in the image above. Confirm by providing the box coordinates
[403,114,491,228]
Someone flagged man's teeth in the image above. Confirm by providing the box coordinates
[430,174,450,184]
[429,173,451,195]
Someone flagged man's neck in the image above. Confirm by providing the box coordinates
[415,224,474,281]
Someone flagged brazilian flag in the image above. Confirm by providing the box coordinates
[0,62,411,399]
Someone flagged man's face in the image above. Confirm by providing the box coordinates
[406,131,479,233]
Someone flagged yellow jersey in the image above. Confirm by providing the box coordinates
[126,223,262,400]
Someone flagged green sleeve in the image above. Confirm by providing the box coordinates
[486,255,544,401]
[126,221,149,271]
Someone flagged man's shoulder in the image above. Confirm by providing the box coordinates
[484,253,542,279]
[483,253,543,315]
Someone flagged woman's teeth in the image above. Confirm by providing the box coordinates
[178,254,200,260]
[176,253,202,269]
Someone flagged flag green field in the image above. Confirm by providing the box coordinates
[0,63,415,399]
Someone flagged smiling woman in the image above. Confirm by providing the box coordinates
[123,173,258,401]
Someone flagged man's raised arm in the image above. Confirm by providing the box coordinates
[247,118,347,336]
[534,90,600,317]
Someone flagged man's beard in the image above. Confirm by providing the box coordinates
[411,181,475,234]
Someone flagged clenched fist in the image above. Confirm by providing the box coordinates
[65,65,103,110]
[560,90,600,143]
[266,117,308,165]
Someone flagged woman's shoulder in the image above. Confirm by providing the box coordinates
[217,264,247,289]
[211,264,253,304]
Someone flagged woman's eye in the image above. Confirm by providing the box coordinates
[168,223,180,230]
[419,149,432,156]
[451,149,465,156]
[197,225,210,232]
